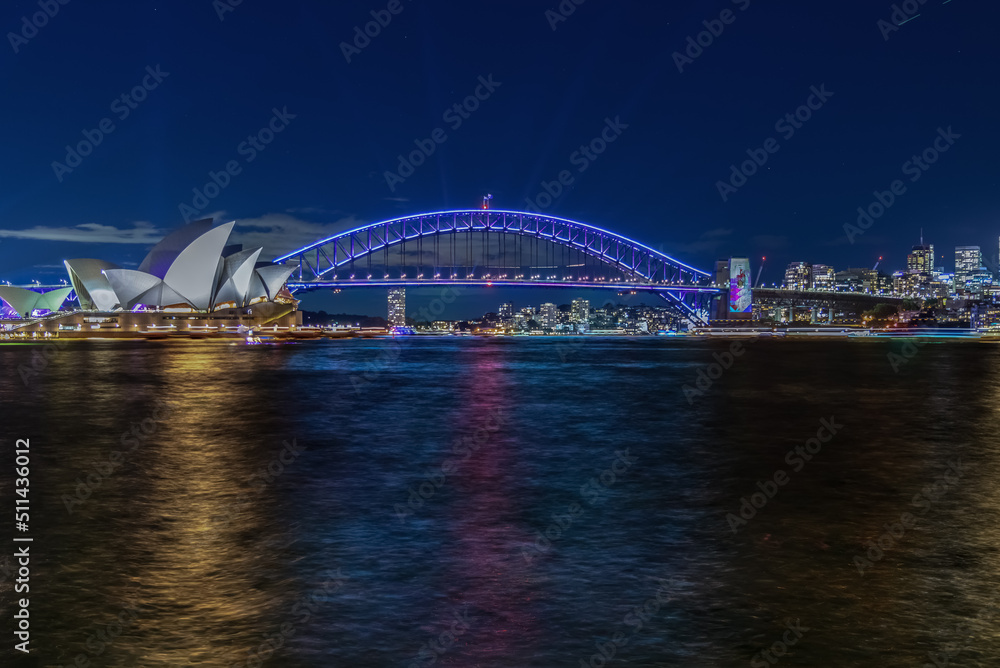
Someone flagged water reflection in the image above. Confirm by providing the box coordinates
[1,338,1000,666]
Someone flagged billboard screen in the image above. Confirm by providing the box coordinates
[729,257,752,313]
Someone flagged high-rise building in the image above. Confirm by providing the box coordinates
[498,302,513,324]
[955,246,982,291]
[784,262,811,291]
[834,269,863,293]
[388,288,406,327]
[811,264,834,290]
[969,266,993,297]
[571,298,590,325]
[893,270,925,297]
[907,244,934,272]
[834,267,885,294]
[539,303,558,329]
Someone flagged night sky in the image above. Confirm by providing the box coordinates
[2,0,997,317]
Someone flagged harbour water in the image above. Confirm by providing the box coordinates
[2,337,1000,666]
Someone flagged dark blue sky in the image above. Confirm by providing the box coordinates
[1,0,997,316]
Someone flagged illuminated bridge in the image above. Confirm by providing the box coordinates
[274,209,719,324]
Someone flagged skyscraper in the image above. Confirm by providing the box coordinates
[388,288,406,327]
[907,244,934,272]
[539,303,558,329]
[571,298,590,325]
[955,246,981,291]
[499,302,514,325]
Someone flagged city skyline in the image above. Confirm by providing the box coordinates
[6,212,1000,320]
[2,1,998,321]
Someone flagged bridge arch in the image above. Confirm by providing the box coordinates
[274,209,711,287]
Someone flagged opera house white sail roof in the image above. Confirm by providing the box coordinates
[63,219,294,312]
[0,286,74,317]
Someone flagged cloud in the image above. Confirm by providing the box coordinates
[230,213,365,260]
[0,221,162,244]
[285,206,340,215]
[0,212,368,264]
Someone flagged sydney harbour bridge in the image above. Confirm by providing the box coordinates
[274,209,906,326]
[274,209,720,325]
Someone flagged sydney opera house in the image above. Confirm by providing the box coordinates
[0,219,301,338]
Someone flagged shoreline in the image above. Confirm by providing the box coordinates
[2,328,997,343]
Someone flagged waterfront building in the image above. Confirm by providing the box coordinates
[2,218,301,337]
[892,271,915,297]
[955,246,981,290]
[892,270,933,297]
[0,285,73,318]
[571,298,590,325]
[811,265,834,290]
[498,302,513,325]
[783,262,811,291]
[388,288,406,327]
[63,219,294,312]
[834,268,889,295]
[834,268,865,293]
[539,303,558,329]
